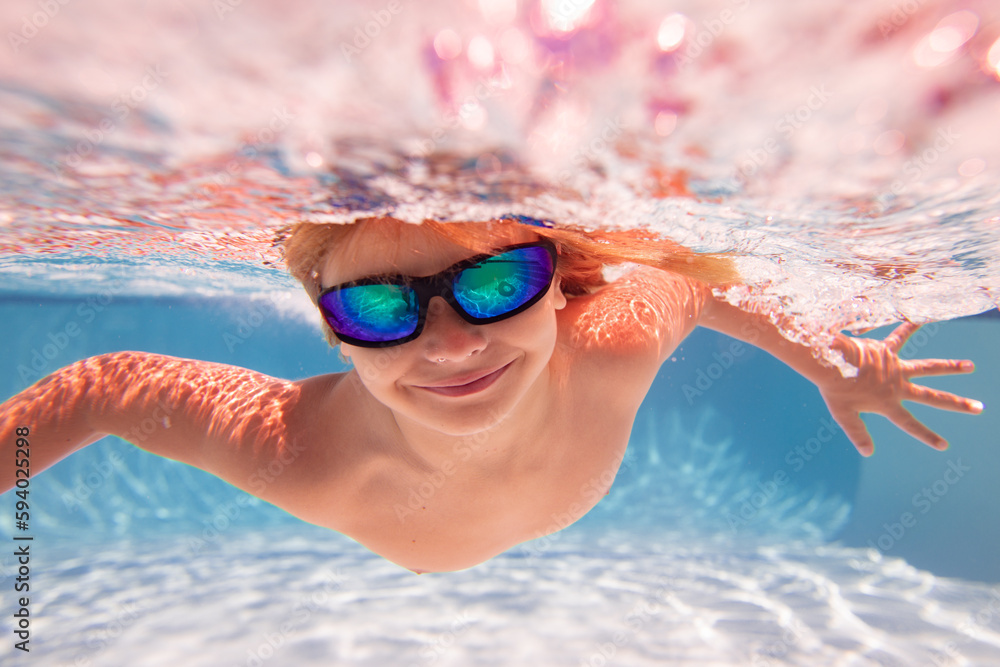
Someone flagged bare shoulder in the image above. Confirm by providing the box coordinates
[275,370,427,531]
[555,269,706,406]
[566,268,707,349]
[184,368,360,517]
[273,370,356,475]
[291,370,350,401]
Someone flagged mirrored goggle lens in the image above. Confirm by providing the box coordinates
[454,245,554,319]
[319,283,419,343]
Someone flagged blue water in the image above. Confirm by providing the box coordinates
[2,294,998,665]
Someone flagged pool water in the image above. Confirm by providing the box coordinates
[2,0,1000,664]
[1,297,997,665]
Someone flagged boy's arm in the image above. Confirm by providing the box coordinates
[698,296,983,456]
[586,265,982,455]
[0,352,337,501]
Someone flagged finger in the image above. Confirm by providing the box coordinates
[830,410,874,457]
[906,384,985,414]
[901,359,975,378]
[884,322,921,352]
[884,405,948,450]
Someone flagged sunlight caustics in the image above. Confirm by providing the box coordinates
[654,111,678,137]
[958,157,986,177]
[433,29,463,60]
[928,10,979,52]
[17,529,1000,666]
[913,10,979,68]
[497,27,531,63]
[656,13,688,52]
[305,152,324,168]
[0,352,307,497]
[467,35,496,70]
[988,35,1000,80]
[538,0,597,34]
[872,130,906,156]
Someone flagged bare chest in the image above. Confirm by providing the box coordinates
[341,398,637,572]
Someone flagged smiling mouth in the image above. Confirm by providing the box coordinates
[417,362,512,397]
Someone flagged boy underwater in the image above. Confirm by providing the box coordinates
[1,216,983,573]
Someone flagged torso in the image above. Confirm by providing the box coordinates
[342,370,639,573]
[275,285,674,573]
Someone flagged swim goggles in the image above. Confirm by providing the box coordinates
[316,239,557,348]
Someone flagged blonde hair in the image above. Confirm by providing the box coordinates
[279,217,739,345]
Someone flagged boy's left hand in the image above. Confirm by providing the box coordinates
[817,323,983,457]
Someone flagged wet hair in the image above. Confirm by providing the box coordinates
[279,217,739,345]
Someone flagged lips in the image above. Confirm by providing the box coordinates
[416,362,512,397]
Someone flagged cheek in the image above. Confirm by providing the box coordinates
[500,300,560,351]
[349,346,409,390]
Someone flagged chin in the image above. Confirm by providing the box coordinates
[418,402,512,437]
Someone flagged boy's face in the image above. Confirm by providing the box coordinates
[319,223,567,436]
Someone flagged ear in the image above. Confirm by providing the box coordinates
[337,345,352,365]
[552,276,568,311]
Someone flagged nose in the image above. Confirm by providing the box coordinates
[421,296,487,363]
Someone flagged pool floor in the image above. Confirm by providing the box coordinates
[7,527,1000,666]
